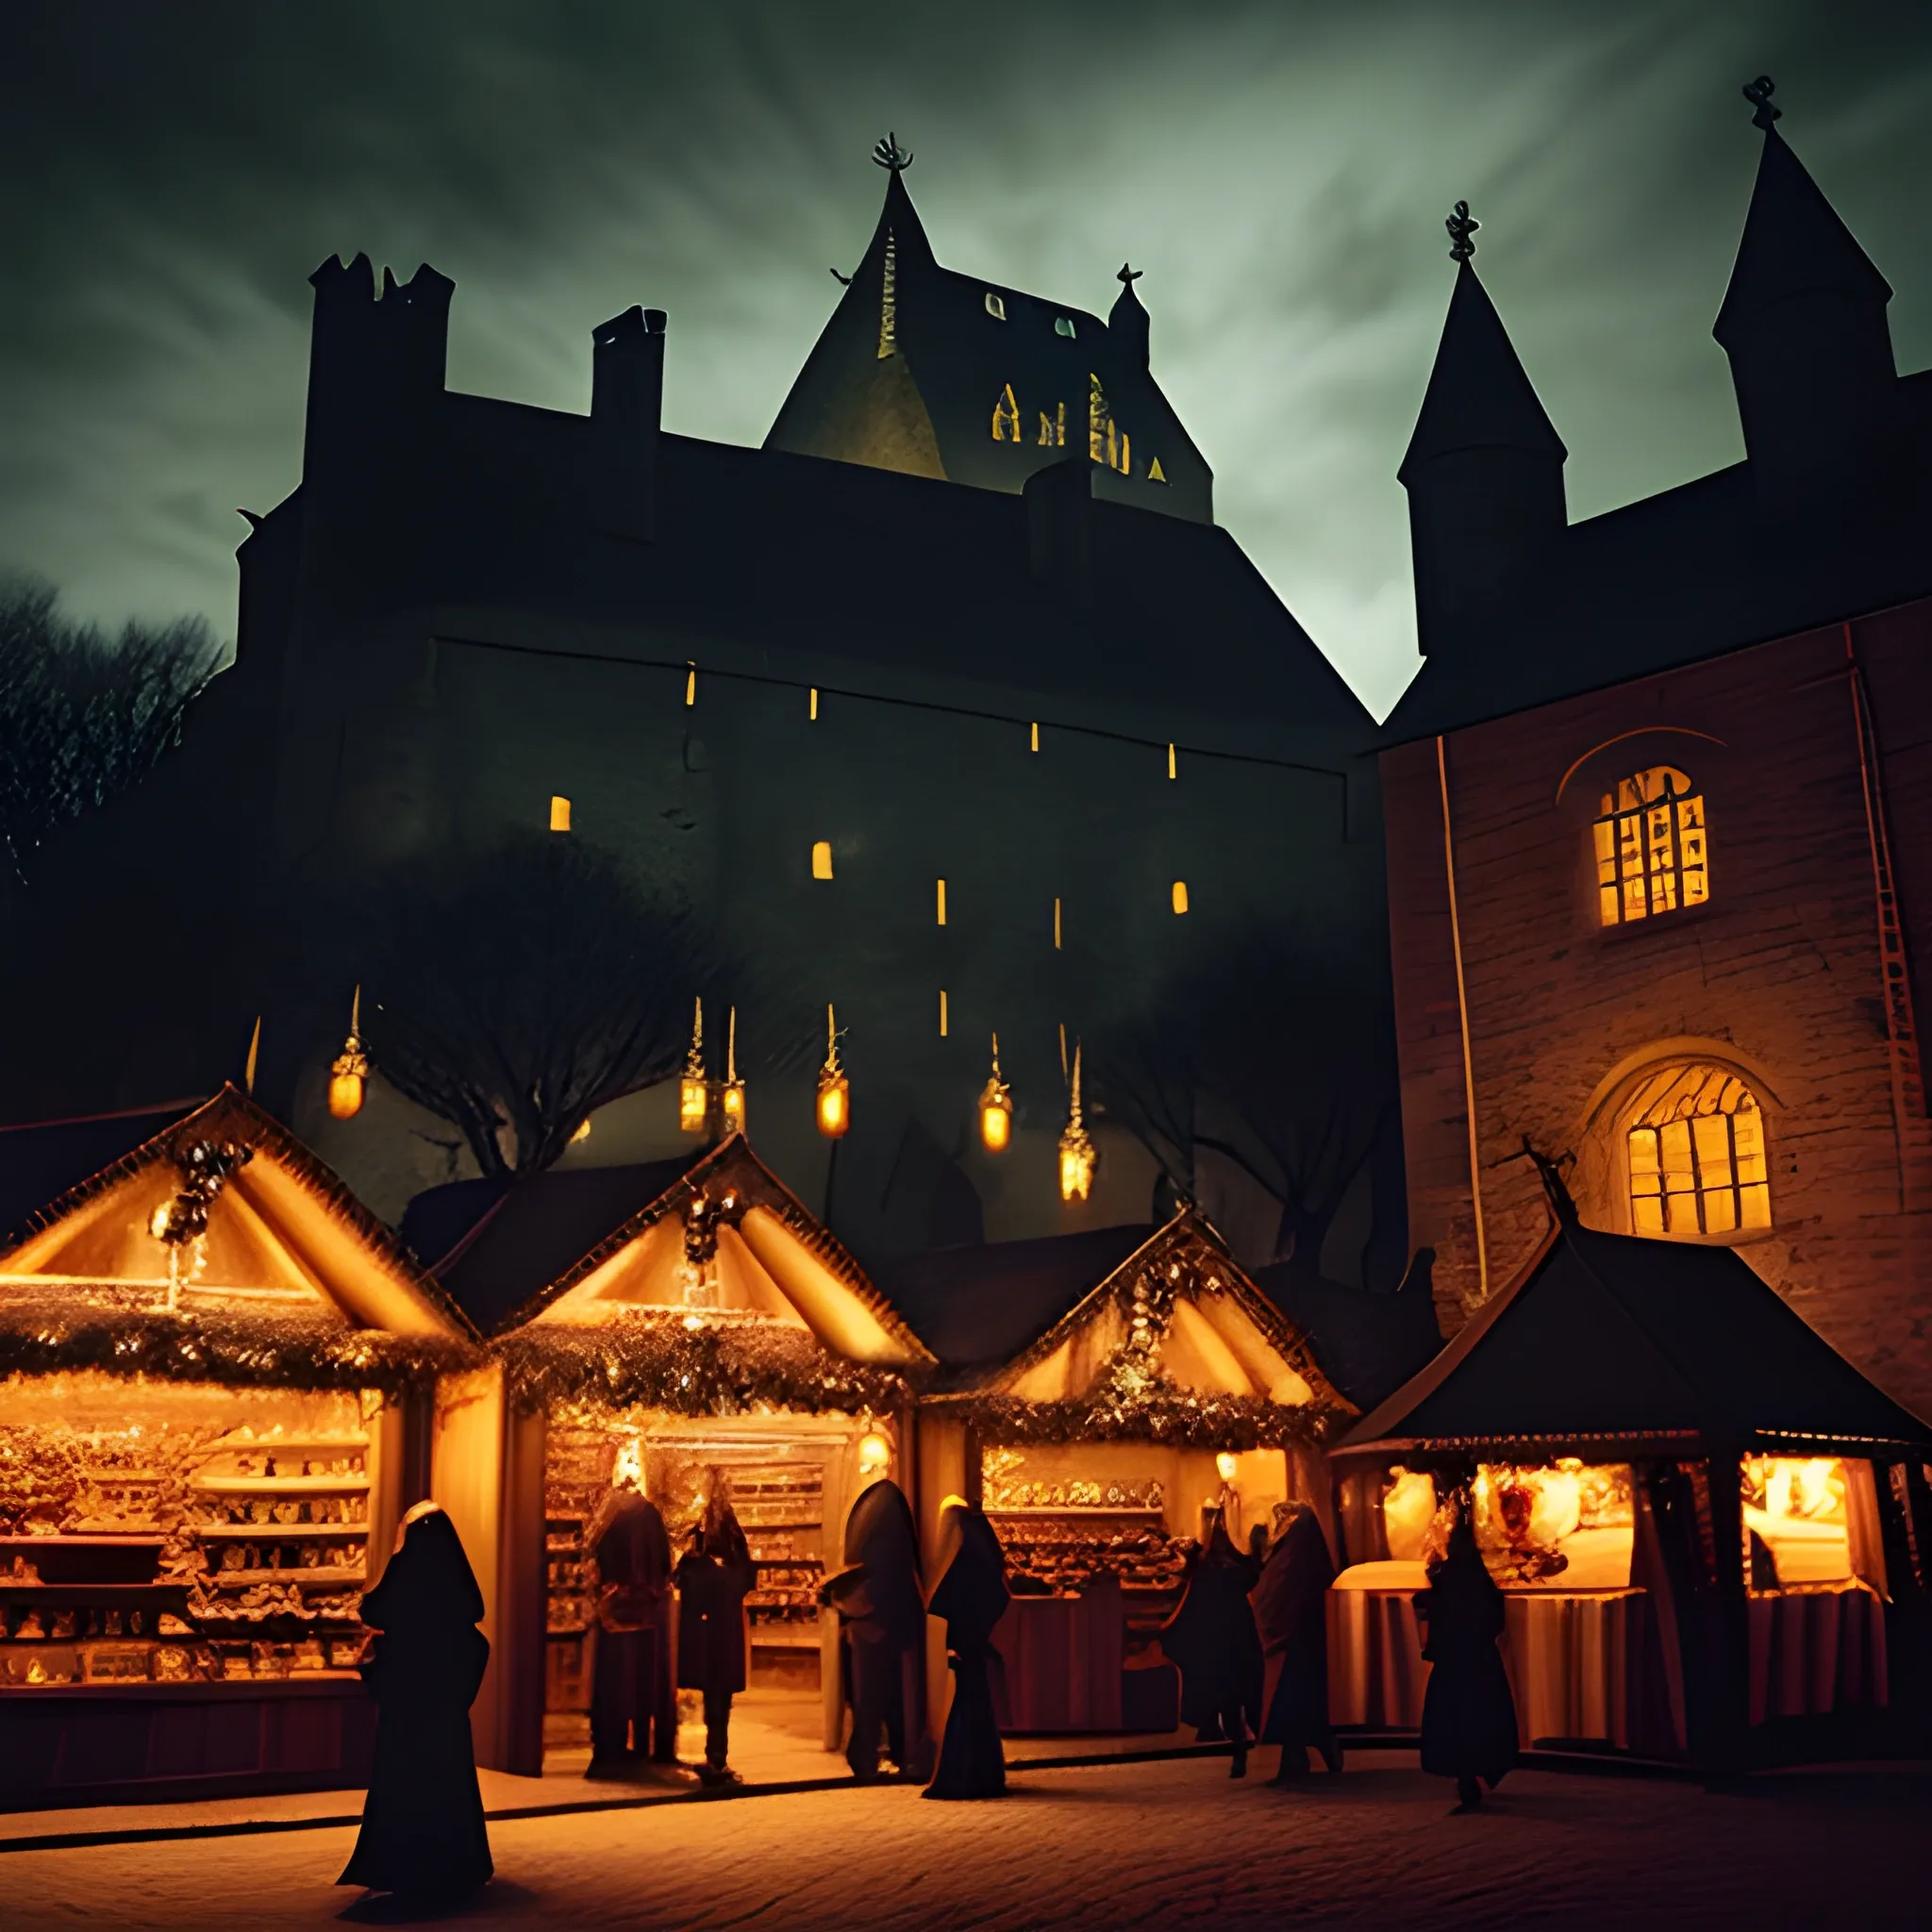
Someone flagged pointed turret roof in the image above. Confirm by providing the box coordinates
[1400,257,1567,482]
[1714,121,1892,349]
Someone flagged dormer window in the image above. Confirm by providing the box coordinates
[1594,766,1708,925]
[1054,316,1076,339]
[985,291,1007,321]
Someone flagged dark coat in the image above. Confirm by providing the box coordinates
[590,1488,672,1632]
[925,1506,1009,1801]
[340,1508,493,1896]
[675,1509,755,1696]
[829,1478,925,1653]
[1161,1524,1264,1733]
[1417,1525,1520,1786]
[1253,1507,1336,1750]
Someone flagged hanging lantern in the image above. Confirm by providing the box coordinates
[719,1006,746,1136]
[327,988,370,1121]
[857,1415,892,1474]
[679,997,709,1134]
[816,1004,850,1139]
[1216,1452,1240,1483]
[1058,1040,1098,1202]
[978,1034,1013,1154]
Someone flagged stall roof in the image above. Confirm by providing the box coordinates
[1338,1211,1932,1459]
[1254,1252,1446,1413]
[0,1085,477,1387]
[884,1224,1158,1374]
[401,1154,704,1336]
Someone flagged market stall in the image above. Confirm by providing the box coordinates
[908,1210,1353,1736]
[478,1135,933,1774]
[0,1088,477,1807]
[1329,1180,1932,1769]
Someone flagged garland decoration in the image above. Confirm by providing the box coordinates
[0,1296,476,1394]
[498,1315,912,1419]
[928,1385,1346,1451]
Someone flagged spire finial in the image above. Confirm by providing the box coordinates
[1446,200,1479,263]
[872,132,913,175]
[1117,262,1142,286]
[1742,75,1780,130]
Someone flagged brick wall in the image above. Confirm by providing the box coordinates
[1383,601,1932,1418]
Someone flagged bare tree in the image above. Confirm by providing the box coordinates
[1091,924,1396,1268]
[359,832,713,1179]
[0,575,221,875]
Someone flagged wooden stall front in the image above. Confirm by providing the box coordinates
[1329,1193,1932,1771]
[476,1136,934,1774]
[910,1211,1353,1737]
[0,1088,477,1808]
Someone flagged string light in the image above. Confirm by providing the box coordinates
[816,1004,850,1139]
[978,1034,1013,1153]
[680,998,709,1134]
[326,987,369,1121]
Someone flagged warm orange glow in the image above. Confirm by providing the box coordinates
[811,841,834,880]
[549,794,572,832]
[327,1071,365,1121]
[1625,1066,1769,1237]
[720,1082,745,1133]
[1742,1455,1853,1586]
[939,990,948,1037]
[936,878,947,925]
[978,1036,1013,1153]
[858,1430,892,1474]
[1215,1452,1239,1483]
[1171,880,1189,915]
[1594,766,1707,925]
[1058,1041,1096,1201]
[817,1004,849,1139]
[680,996,708,1134]
[571,1117,592,1144]
[1471,1460,1635,1590]
[1382,1467,1439,1561]
[326,988,368,1120]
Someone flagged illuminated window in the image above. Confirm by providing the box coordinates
[549,795,572,832]
[936,878,947,925]
[991,382,1022,442]
[1624,1065,1770,1237]
[1593,766,1708,925]
[1172,881,1190,915]
[939,990,949,1037]
[985,291,1007,321]
[1054,315,1075,339]
[1038,405,1065,447]
[1148,456,1168,484]
[811,841,834,880]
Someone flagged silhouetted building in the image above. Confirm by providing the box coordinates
[1378,85,1932,1413]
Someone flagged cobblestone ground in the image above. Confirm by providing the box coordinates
[3,1757,1925,1929]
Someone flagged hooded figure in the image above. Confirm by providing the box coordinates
[340,1504,493,1899]
[825,1477,926,1780]
[675,1491,756,1785]
[586,1484,675,1775]
[924,1500,1009,1801]
[1252,1503,1341,1779]
[1159,1514,1265,1775]
[1416,1518,1519,1810]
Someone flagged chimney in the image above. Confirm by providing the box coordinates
[590,306,667,542]
[1024,457,1094,604]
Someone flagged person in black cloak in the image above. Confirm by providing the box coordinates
[924,1497,1009,1801]
[585,1476,675,1778]
[1415,1514,1519,1811]
[1159,1510,1264,1775]
[1252,1501,1341,1781]
[674,1485,756,1786]
[824,1476,927,1781]
[339,1502,493,1899]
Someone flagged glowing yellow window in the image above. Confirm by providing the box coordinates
[811,841,834,880]
[1593,766,1708,926]
[991,382,1022,442]
[1624,1065,1769,1238]
[1171,881,1190,915]
[936,878,947,925]
[549,795,572,832]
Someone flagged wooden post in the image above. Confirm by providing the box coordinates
[1696,1446,1752,1776]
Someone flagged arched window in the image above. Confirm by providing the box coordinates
[1594,766,1708,926]
[1624,1065,1769,1237]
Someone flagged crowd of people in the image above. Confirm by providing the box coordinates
[336,1479,1521,1907]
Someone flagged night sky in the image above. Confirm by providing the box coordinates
[4,2,1928,718]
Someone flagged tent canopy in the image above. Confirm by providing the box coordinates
[1338,1214,1932,1460]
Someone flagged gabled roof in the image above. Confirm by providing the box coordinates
[765,156,1214,523]
[1399,258,1566,479]
[1714,124,1892,348]
[1336,1212,1932,1460]
[489,1134,932,1371]
[916,1209,1346,1418]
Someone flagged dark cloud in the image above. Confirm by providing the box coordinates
[3,1,1929,714]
